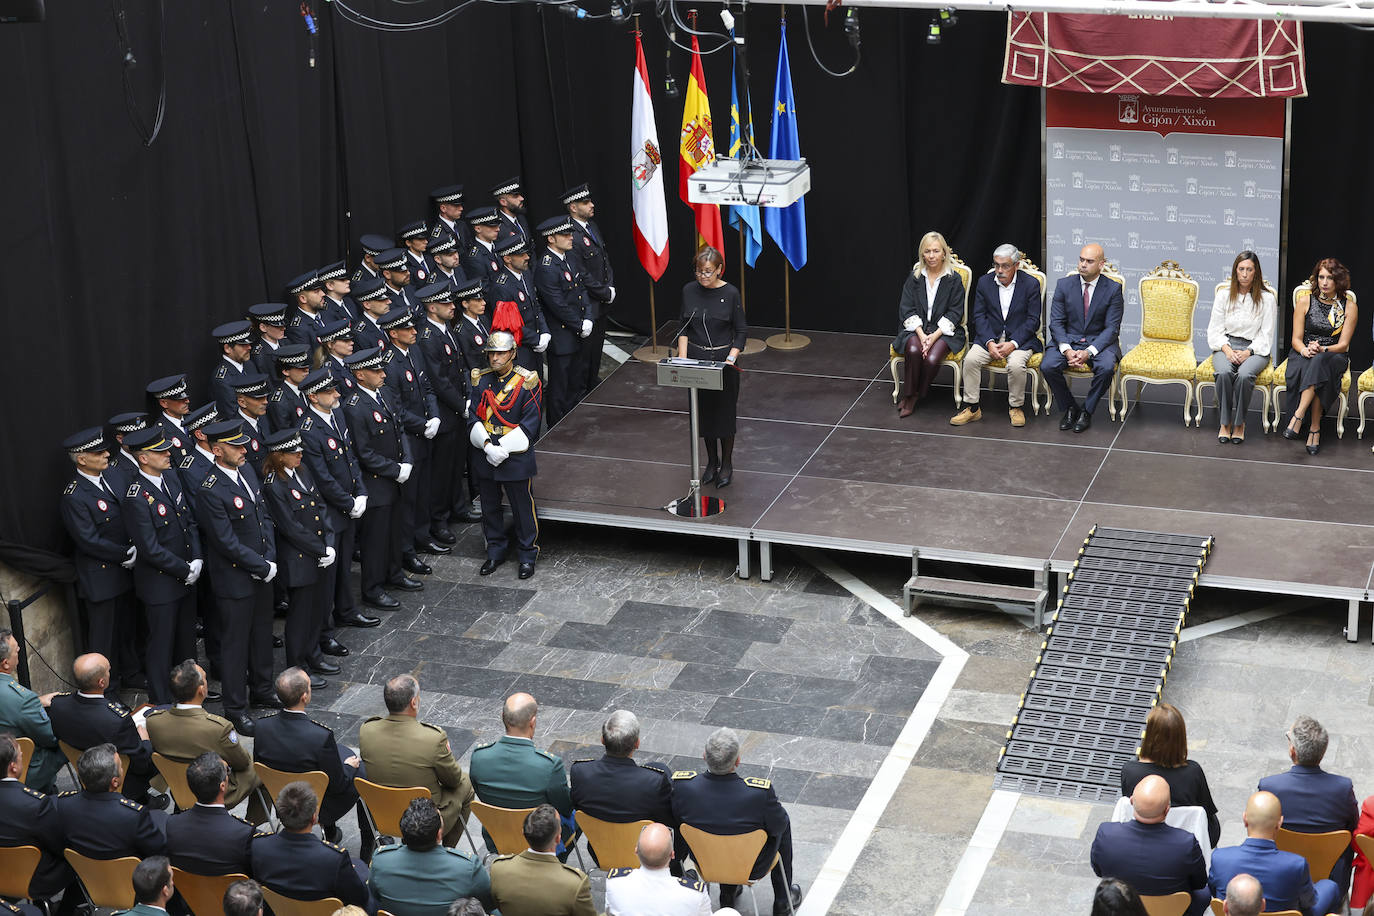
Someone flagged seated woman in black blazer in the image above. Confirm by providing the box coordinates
[894,231,966,418]
[1119,702,1220,847]
[1282,257,1357,455]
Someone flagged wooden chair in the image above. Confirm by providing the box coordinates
[574,811,651,870]
[679,824,793,916]
[63,849,139,910]
[1053,264,1126,420]
[59,740,131,784]
[470,799,537,855]
[15,736,33,783]
[1275,826,1351,884]
[1117,260,1199,423]
[253,762,329,828]
[975,254,1049,414]
[888,249,974,406]
[352,778,430,837]
[1208,903,1302,916]
[1269,281,1355,436]
[259,886,343,916]
[0,845,42,899]
[1193,280,1278,430]
[1139,891,1190,916]
[170,867,249,916]
[152,752,197,811]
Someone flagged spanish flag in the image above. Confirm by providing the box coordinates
[679,35,724,259]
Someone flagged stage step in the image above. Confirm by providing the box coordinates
[994,524,1213,802]
[902,551,1051,626]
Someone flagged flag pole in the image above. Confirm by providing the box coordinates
[633,280,670,362]
[766,263,810,350]
[739,233,766,354]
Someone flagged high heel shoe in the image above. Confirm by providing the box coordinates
[1283,418,1303,441]
[700,461,719,485]
[1306,430,1321,455]
[715,463,733,488]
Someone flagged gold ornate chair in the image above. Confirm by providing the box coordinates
[1270,281,1354,437]
[976,254,1048,414]
[1052,264,1125,419]
[889,250,973,406]
[1356,366,1374,443]
[1117,260,1199,423]
[1193,280,1277,430]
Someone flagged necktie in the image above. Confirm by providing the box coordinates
[328,411,344,439]
[1083,282,1092,319]
[99,476,116,499]
[239,473,255,502]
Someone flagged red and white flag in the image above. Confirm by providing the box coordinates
[631,32,669,280]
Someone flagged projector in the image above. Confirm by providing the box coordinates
[687,157,811,208]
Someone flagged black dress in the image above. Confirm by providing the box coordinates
[1119,758,1221,848]
[1285,295,1349,416]
[680,281,748,438]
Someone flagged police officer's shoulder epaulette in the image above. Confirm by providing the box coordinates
[382,349,395,364]
[63,481,77,495]
[678,872,706,892]
[290,316,302,327]
[214,365,227,379]
[571,757,596,765]
[540,254,553,266]
[441,845,477,861]
[7,681,26,695]
[180,456,195,469]
[127,483,142,498]
[372,842,402,856]
[251,832,272,841]
[301,416,313,430]
[201,475,217,489]
[473,739,495,751]
[229,812,254,827]
[144,707,166,719]
[470,368,482,385]
[1,899,23,914]
[119,796,144,810]
[493,853,517,863]
[269,389,283,402]
[263,472,276,484]
[744,776,772,790]
[57,789,79,797]
[323,837,345,853]
[536,748,557,763]
[419,721,447,737]
[22,785,46,799]
[362,714,383,723]
[347,394,361,407]
[419,326,431,339]
[672,770,697,781]
[107,702,130,717]
[606,867,634,879]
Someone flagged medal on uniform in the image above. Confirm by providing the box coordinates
[97,499,108,511]
[517,291,525,301]
[444,344,451,354]
[583,237,591,246]
[373,410,383,423]
[172,437,182,447]
[476,335,484,346]
[157,504,167,517]
[490,260,498,271]
[233,496,244,509]
[417,270,426,280]
[327,437,337,450]
[405,370,414,382]
[290,488,301,499]
[563,271,571,281]
[295,407,304,416]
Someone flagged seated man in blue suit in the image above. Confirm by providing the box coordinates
[951,244,1043,429]
[1040,243,1124,433]
[1258,714,1358,894]
[1222,873,1265,916]
[1210,791,1340,916]
[1089,775,1209,916]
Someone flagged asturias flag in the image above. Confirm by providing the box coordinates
[679,34,725,257]
[763,16,806,270]
[728,30,764,269]
[631,32,669,280]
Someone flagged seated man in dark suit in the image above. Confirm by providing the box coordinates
[1258,714,1358,893]
[164,752,263,876]
[1089,775,1209,916]
[223,879,264,916]
[1210,791,1339,916]
[252,668,371,854]
[47,653,160,805]
[53,743,165,859]
[0,734,78,907]
[1221,874,1264,916]
[951,244,1043,429]
[368,797,493,915]
[250,782,373,913]
[1040,242,1124,432]
[569,710,675,867]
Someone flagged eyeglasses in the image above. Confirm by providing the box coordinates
[695,269,717,277]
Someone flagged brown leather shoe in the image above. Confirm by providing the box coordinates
[1009,407,1026,427]
[949,406,982,426]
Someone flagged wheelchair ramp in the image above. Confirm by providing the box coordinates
[993,525,1214,801]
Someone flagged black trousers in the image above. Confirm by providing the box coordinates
[546,350,584,426]
[283,576,330,670]
[196,573,222,676]
[583,316,606,393]
[144,593,197,705]
[429,428,459,531]
[399,435,431,554]
[359,500,401,593]
[84,591,134,688]
[327,511,358,628]
[476,476,539,563]
[218,583,274,716]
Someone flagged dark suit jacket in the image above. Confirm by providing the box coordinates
[895,270,966,353]
[59,476,134,602]
[569,754,673,827]
[1049,273,1125,356]
[165,803,260,876]
[251,831,372,912]
[252,710,358,825]
[0,780,74,897]
[971,272,1043,353]
[195,466,275,599]
[1089,819,1207,897]
[1258,764,1359,886]
[46,693,153,777]
[53,789,166,859]
[1209,837,1317,915]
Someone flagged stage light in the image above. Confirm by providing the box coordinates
[941,7,958,26]
[609,0,629,22]
[844,8,860,49]
[926,15,941,44]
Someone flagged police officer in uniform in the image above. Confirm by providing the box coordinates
[376,248,420,316]
[164,751,264,877]
[562,183,616,395]
[425,232,466,294]
[352,278,393,352]
[319,261,359,325]
[569,710,674,863]
[229,373,273,479]
[0,734,77,902]
[380,309,444,565]
[103,412,150,494]
[268,344,312,429]
[416,282,468,543]
[53,743,166,859]
[490,236,550,376]
[285,271,330,348]
[210,322,255,421]
[195,420,278,736]
[47,653,160,804]
[319,319,358,395]
[343,348,418,609]
[59,428,137,694]
[533,215,596,425]
[250,782,372,911]
[120,426,202,706]
[352,234,395,285]
[0,629,62,793]
[178,403,226,683]
[453,278,492,375]
[147,374,195,468]
[491,176,531,247]
[461,206,505,292]
[430,184,473,250]
[467,332,541,579]
[399,220,430,285]
[247,303,288,378]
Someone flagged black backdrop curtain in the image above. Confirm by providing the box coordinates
[0,3,1366,571]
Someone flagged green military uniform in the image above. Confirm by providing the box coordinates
[490,849,595,916]
[0,671,63,793]
[368,842,494,915]
[115,904,168,916]
[358,713,475,845]
[144,705,267,823]
[468,735,572,813]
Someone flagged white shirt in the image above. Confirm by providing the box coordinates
[223,356,246,372]
[217,465,253,500]
[1059,276,1102,356]
[605,866,712,916]
[1206,286,1276,358]
[914,267,956,337]
[139,470,166,491]
[994,274,1019,348]
[162,413,185,432]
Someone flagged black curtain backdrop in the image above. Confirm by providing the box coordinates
[0,4,1366,571]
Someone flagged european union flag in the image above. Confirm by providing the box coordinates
[763,15,806,271]
[728,30,763,269]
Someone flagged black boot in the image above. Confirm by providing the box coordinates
[716,436,735,488]
[700,438,720,485]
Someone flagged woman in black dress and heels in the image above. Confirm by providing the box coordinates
[677,246,747,488]
[1283,258,1357,455]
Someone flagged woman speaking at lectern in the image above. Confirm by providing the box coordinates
[677,245,747,489]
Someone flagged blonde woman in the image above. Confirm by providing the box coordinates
[895,231,966,417]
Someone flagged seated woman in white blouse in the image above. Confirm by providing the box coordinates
[1206,250,1276,445]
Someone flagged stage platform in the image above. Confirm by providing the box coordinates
[537,327,1374,640]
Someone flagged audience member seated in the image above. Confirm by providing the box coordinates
[489,804,594,916]
[1119,703,1221,848]
[55,743,165,859]
[250,782,373,913]
[1041,243,1124,433]
[253,668,371,853]
[1088,877,1149,916]
[145,661,268,824]
[126,855,176,916]
[1206,250,1276,444]
[1222,873,1264,916]
[605,822,710,916]
[893,230,966,418]
[164,752,263,876]
[368,797,493,916]
[1209,790,1339,916]
[1089,774,1208,916]
[445,899,488,916]
[1281,258,1357,455]
[570,710,674,866]
[0,733,78,905]
[671,727,802,916]
[48,653,160,805]
[0,628,63,794]
[358,674,474,847]
[1350,792,1374,908]
[469,692,574,853]
[1257,714,1357,891]
[223,878,264,916]
[951,243,1042,429]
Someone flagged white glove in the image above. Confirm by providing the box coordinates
[263,561,278,583]
[535,332,551,353]
[318,547,337,569]
[349,495,367,518]
[608,286,616,303]
[423,416,441,439]
[903,315,919,332]
[463,402,470,420]
[396,462,413,484]
[580,319,593,338]
[121,545,137,569]
[183,558,203,586]
[484,443,510,467]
